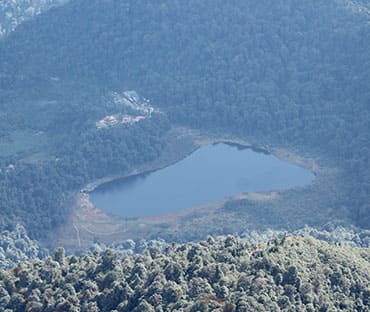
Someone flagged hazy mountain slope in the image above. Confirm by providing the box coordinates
[0,236,369,311]
[0,0,68,38]
[0,0,369,239]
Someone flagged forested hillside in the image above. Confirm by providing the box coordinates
[1,236,369,311]
[0,0,370,239]
[0,109,170,238]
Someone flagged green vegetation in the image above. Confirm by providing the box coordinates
[0,2,369,310]
[0,0,370,241]
[0,236,369,311]
[0,0,369,241]
[0,112,170,239]
[0,130,47,158]
[0,225,47,270]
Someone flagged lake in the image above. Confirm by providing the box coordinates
[90,143,314,217]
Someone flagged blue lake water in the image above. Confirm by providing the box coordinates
[90,143,314,217]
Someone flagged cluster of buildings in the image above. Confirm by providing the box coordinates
[112,90,155,117]
[96,90,157,129]
[96,114,146,129]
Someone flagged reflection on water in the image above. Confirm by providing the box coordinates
[90,143,314,217]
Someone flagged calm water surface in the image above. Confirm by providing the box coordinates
[90,143,314,217]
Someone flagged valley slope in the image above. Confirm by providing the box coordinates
[0,0,369,244]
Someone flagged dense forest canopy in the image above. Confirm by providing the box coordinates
[0,0,369,240]
[0,236,369,311]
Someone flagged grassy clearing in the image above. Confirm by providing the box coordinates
[0,130,47,158]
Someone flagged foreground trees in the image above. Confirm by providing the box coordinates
[0,236,369,311]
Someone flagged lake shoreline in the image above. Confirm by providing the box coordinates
[83,130,320,202]
[89,142,314,218]
[56,127,325,250]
